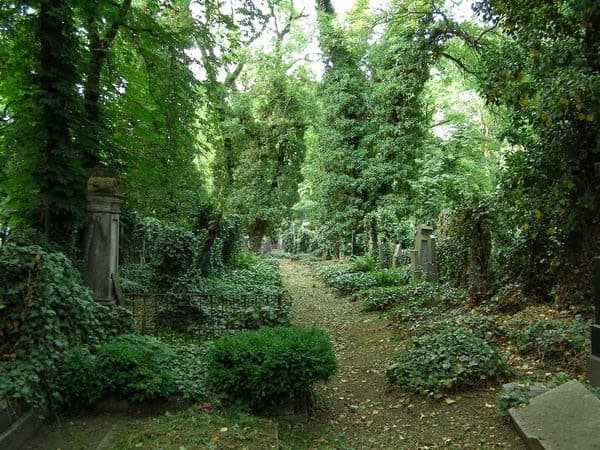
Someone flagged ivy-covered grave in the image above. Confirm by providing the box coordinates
[0,214,289,417]
[119,216,292,337]
[0,243,134,413]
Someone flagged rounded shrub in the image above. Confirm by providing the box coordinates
[387,326,511,395]
[206,326,337,412]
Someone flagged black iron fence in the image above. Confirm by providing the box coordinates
[122,291,288,338]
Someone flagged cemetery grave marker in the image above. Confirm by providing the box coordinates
[410,225,438,282]
[83,167,123,308]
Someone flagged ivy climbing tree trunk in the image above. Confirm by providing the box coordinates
[83,0,132,169]
[36,0,86,242]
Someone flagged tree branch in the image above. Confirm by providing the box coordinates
[440,52,476,75]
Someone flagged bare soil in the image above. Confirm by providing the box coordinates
[279,259,525,449]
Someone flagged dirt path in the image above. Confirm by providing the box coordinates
[279,259,525,449]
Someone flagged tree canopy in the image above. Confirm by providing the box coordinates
[1,0,598,305]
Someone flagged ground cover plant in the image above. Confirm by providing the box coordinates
[58,334,211,408]
[312,261,412,296]
[0,243,133,412]
[387,325,512,395]
[206,325,337,412]
[357,280,465,312]
[507,318,590,365]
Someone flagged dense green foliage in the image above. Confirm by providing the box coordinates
[0,0,598,430]
[206,326,337,412]
[509,318,590,362]
[2,0,597,306]
[358,282,465,312]
[0,243,132,411]
[0,0,209,241]
[387,326,511,395]
[59,335,210,408]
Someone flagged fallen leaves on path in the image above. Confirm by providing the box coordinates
[278,259,524,449]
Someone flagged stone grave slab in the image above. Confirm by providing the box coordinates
[509,380,600,449]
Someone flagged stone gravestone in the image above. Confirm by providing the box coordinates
[410,225,438,282]
[260,236,273,254]
[589,161,600,387]
[83,168,123,308]
[377,234,386,268]
[392,243,402,268]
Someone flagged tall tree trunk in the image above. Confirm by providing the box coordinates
[83,0,132,169]
[37,0,83,242]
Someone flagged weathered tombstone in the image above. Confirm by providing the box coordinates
[589,162,600,387]
[0,225,8,246]
[411,225,438,282]
[277,234,284,251]
[367,218,378,259]
[392,243,402,268]
[338,241,344,259]
[83,168,123,307]
[377,234,394,268]
[260,236,273,254]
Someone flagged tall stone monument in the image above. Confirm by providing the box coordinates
[83,168,123,307]
[589,162,600,387]
[410,225,438,282]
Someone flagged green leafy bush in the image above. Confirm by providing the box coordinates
[361,281,465,313]
[325,271,379,294]
[206,326,337,412]
[143,218,199,288]
[412,314,505,341]
[233,305,292,330]
[0,244,125,411]
[59,335,180,407]
[509,319,590,361]
[358,286,408,311]
[58,346,107,407]
[312,263,354,282]
[170,340,212,401]
[387,326,511,395]
[371,267,409,287]
[119,263,153,294]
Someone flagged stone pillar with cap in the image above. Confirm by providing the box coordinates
[83,168,123,308]
[589,162,600,386]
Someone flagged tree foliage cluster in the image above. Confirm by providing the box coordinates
[295,0,599,306]
[0,0,598,309]
[0,0,210,243]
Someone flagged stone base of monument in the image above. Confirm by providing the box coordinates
[509,380,600,449]
[589,354,600,388]
[267,395,310,422]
